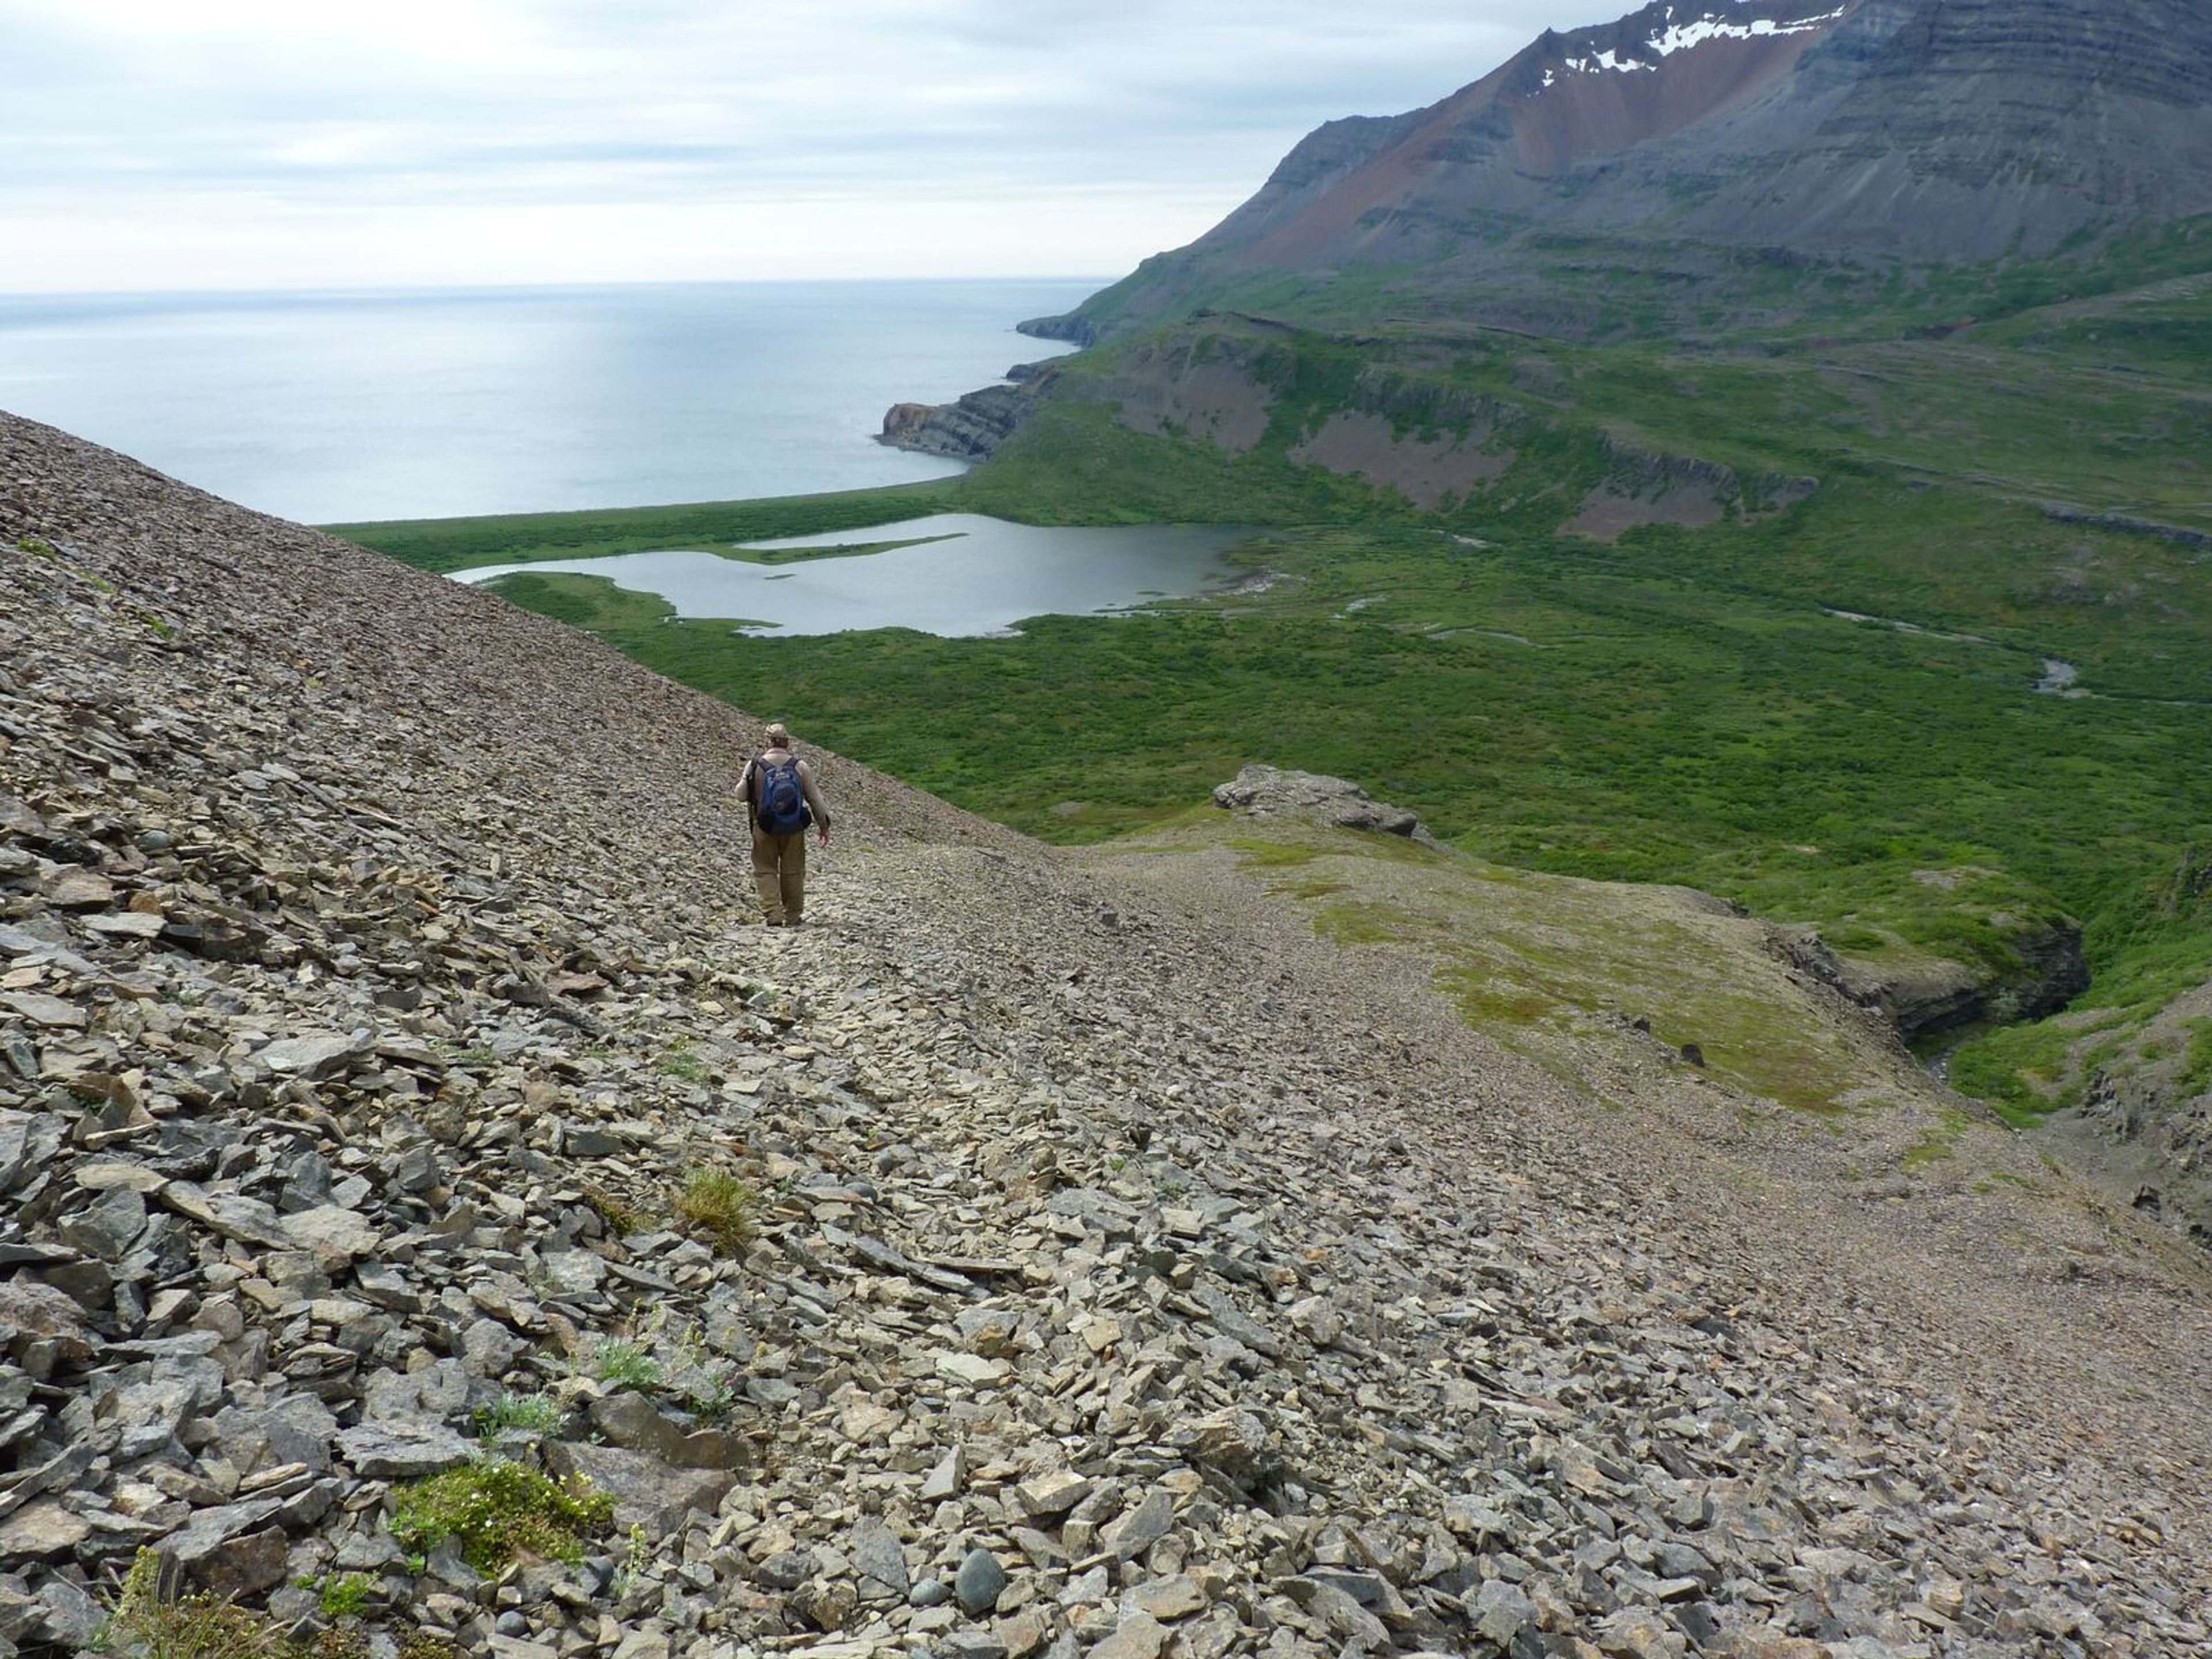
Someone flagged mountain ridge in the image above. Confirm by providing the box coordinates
[1022,0,2212,347]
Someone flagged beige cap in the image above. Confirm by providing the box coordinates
[764,722,790,746]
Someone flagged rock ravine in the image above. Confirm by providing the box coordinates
[3,407,2210,1659]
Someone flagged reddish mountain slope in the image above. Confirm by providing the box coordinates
[1039,0,2212,340]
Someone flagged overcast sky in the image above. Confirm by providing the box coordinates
[0,1,1616,294]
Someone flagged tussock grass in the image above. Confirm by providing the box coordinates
[675,1168,756,1251]
[103,1551,363,1659]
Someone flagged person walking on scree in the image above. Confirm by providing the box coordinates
[739,722,831,927]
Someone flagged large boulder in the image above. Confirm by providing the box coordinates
[1212,766,1440,847]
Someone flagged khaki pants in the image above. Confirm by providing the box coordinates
[751,827,807,925]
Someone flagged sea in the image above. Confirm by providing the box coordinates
[0,279,1099,525]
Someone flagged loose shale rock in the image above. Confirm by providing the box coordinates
[1,409,2209,1658]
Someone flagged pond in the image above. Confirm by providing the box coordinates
[451,513,1250,637]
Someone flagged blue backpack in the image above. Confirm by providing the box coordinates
[753,756,812,835]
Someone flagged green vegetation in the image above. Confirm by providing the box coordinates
[350,251,2212,1124]
[474,506,2212,1020]
[612,1525,653,1598]
[103,1551,362,1659]
[1901,1109,1976,1171]
[325,479,959,573]
[675,1167,755,1251]
[475,1391,563,1440]
[2180,1017,2212,1099]
[310,1575,374,1622]
[1200,824,1879,1113]
[581,1181,648,1237]
[482,571,671,631]
[590,1338,662,1391]
[657,1042,711,1084]
[478,571,768,635]
[388,1460,613,1574]
[623,1309,748,1421]
[1052,215,2212,360]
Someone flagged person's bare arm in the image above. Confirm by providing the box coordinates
[800,762,832,844]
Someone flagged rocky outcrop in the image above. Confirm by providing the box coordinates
[2063,1059,2212,1249]
[4,409,2211,1657]
[1017,313,1100,347]
[1565,437,1820,541]
[2037,501,2212,549]
[1213,766,1442,848]
[1777,920,2089,1044]
[2029,848,2212,1245]
[878,372,1056,462]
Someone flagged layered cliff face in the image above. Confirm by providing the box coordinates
[1035,0,2212,342]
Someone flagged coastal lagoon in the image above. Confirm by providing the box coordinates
[453,514,1248,637]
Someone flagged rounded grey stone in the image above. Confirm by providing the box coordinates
[953,1548,1006,1616]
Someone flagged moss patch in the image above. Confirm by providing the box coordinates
[389,1460,613,1574]
[1900,1108,1976,1171]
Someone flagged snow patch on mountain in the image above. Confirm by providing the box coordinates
[1553,3,1847,79]
[1651,5,1847,55]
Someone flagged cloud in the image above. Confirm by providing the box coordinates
[0,1,1608,290]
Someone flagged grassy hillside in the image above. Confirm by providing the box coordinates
[341,253,2212,1139]
[1044,215,2212,353]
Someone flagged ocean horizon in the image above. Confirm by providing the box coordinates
[0,278,1099,525]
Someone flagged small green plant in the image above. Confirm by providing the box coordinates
[658,1043,710,1084]
[673,1168,755,1250]
[581,1182,647,1236]
[590,1339,662,1391]
[312,1574,374,1621]
[475,1392,563,1441]
[1901,1108,1975,1172]
[611,1524,652,1598]
[630,1308,744,1420]
[680,1366,741,1421]
[16,535,56,557]
[389,1459,613,1575]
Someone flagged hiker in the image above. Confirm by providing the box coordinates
[738,722,832,927]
